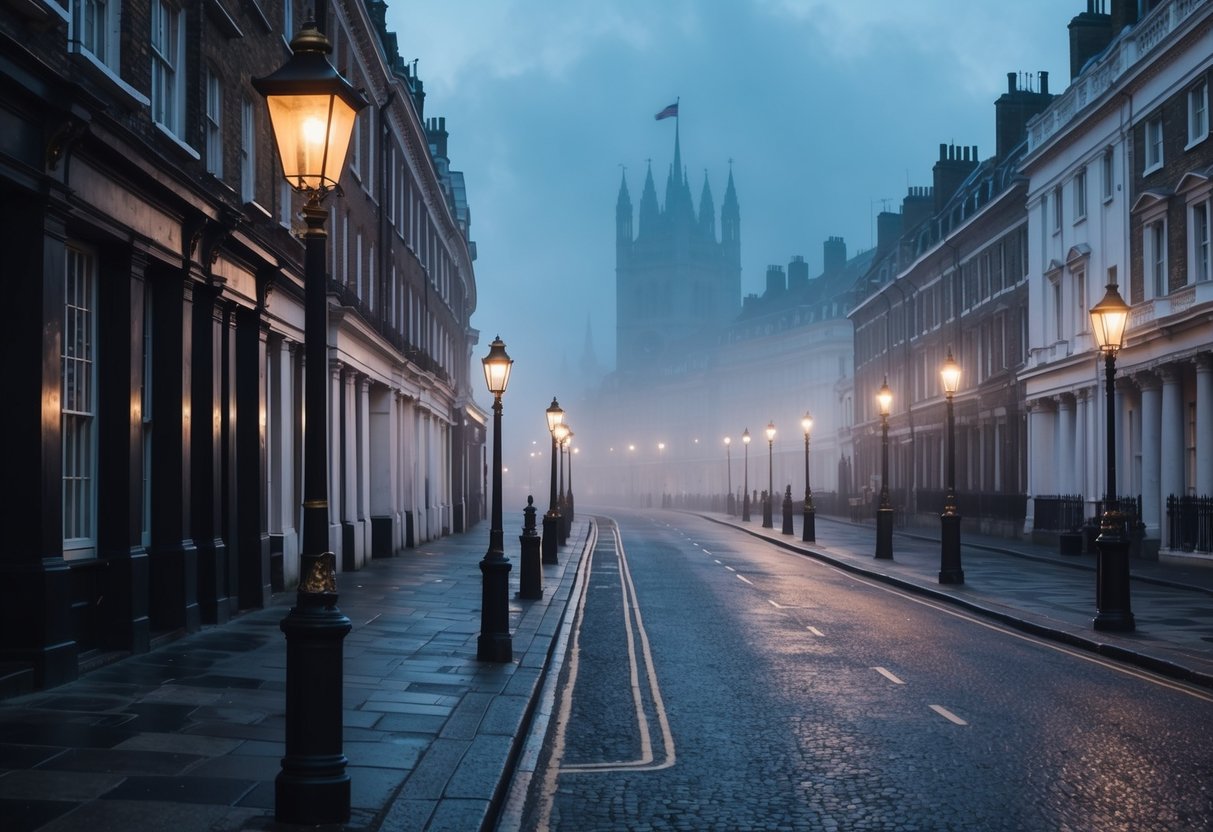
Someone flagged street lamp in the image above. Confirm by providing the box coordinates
[254,21,366,826]
[763,422,776,528]
[875,378,894,559]
[724,436,733,515]
[543,398,564,563]
[801,411,815,542]
[1090,283,1135,632]
[478,337,514,661]
[742,428,752,521]
[565,431,575,525]
[553,421,570,544]
[939,351,964,584]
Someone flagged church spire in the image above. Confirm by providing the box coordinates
[722,162,740,260]
[639,159,659,235]
[698,170,715,238]
[616,167,633,246]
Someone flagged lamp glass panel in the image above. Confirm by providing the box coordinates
[265,92,358,191]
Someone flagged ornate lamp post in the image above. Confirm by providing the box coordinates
[741,428,752,521]
[566,432,575,524]
[939,351,964,584]
[553,421,570,544]
[724,436,734,515]
[254,22,366,826]
[875,378,894,559]
[763,422,776,528]
[542,398,564,563]
[478,337,514,661]
[1090,283,1135,632]
[801,411,815,542]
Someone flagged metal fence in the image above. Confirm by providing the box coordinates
[1167,495,1213,553]
[1032,494,1086,531]
[916,490,1028,523]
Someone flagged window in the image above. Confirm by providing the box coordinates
[74,0,118,66]
[205,70,223,177]
[1049,273,1063,342]
[283,0,293,41]
[1073,168,1087,221]
[1144,116,1163,173]
[241,97,256,203]
[1192,199,1211,284]
[1146,219,1167,297]
[1189,80,1208,147]
[1102,147,1114,201]
[63,245,98,557]
[1052,186,1063,232]
[141,281,153,549]
[1073,268,1087,334]
[150,0,185,135]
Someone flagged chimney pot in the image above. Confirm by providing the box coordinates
[1040,70,1049,95]
[1008,71,1016,93]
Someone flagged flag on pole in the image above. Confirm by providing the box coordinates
[654,102,679,121]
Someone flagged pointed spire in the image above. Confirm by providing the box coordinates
[616,167,631,210]
[698,170,715,237]
[639,159,659,234]
[616,166,633,245]
[721,161,740,251]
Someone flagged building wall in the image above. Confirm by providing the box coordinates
[1022,0,1213,552]
[0,0,482,694]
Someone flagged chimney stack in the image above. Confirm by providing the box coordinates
[1068,1,1113,80]
[995,71,1055,159]
[823,236,847,275]
[787,255,809,291]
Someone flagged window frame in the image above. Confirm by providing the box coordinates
[1190,197,1211,285]
[150,0,186,137]
[1144,115,1164,174]
[63,243,99,560]
[1073,167,1087,223]
[205,68,223,177]
[241,96,256,204]
[1187,79,1208,149]
[1145,217,1168,298]
[1102,147,1114,202]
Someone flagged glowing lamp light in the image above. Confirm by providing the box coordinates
[1090,283,1131,354]
[546,397,565,434]
[481,336,512,397]
[877,378,893,416]
[801,411,813,436]
[765,421,776,443]
[940,350,961,396]
[253,21,367,194]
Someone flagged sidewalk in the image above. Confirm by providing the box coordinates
[702,510,1213,689]
[0,519,594,832]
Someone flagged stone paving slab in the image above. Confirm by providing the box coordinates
[0,519,593,832]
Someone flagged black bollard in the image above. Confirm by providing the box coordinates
[518,496,543,599]
[781,485,794,535]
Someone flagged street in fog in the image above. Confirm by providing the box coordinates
[504,511,1213,831]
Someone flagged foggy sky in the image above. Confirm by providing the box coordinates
[387,0,1073,463]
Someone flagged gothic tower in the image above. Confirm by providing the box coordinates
[615,122,741,378]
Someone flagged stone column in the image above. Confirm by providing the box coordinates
[329,364,343,557]
[1196,354,1213,498]
[1058,394,1076,495]
[1160,365,1185,507]
[1138,372,1161,539]
[1026,398,1056,533]
[356,376,372,566]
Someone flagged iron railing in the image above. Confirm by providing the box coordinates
[1032,494,1085,531]
[1167,495,1213,553]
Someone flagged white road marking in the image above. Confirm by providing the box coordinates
[930,704,969,725]
[701,549,712,555]
[768,600,784,609]
[736,574,754,585]
[713,559,722,564]
[554,519,676,778]
[807,626,825,636]
[872,666,906,685]
[724,565,736,572]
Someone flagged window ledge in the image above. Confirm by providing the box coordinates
[153,121,200,160]
[1184,132,1208,152]
[1072,214,1087,226]
[69,45,150,110]
[1143,161,1164,177]
[8,0,69,27]
[244,200,272,221]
